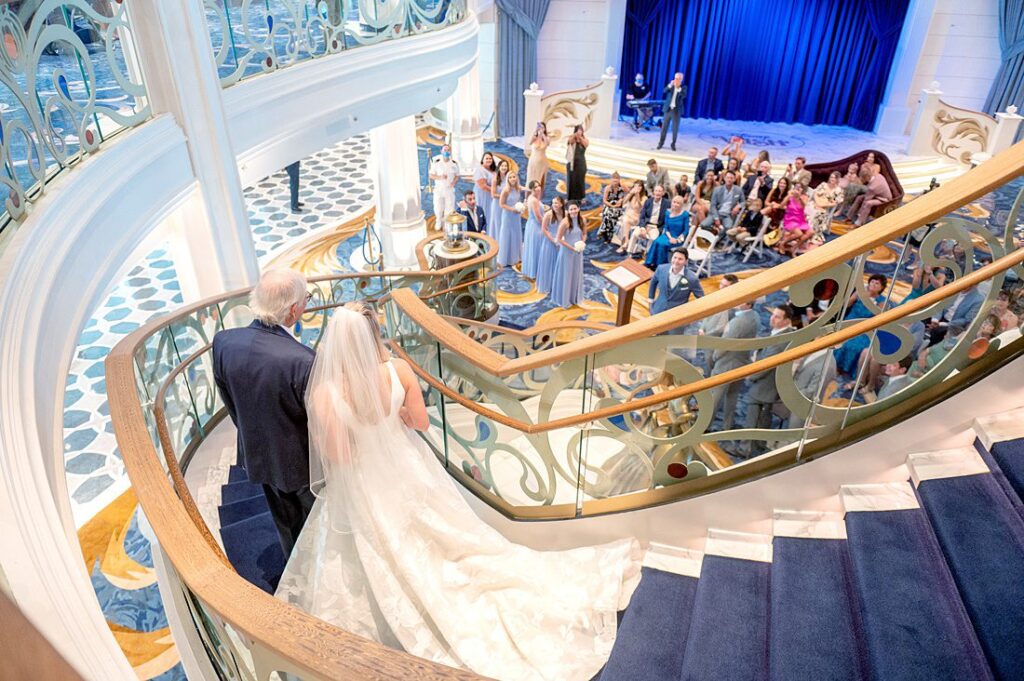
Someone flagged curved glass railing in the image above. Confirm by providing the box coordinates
[0,0,150,238]
[109,233,495,679]
[384,142,1024,518]
[205,0,469,87]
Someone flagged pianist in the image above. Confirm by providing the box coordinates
[626,73,653,130]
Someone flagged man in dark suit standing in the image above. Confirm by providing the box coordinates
[455,189,487,233]
[657,72,687,151]
[213,269,316,556]
[740,303,796,459]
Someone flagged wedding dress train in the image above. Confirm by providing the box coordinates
[275,360,641,681]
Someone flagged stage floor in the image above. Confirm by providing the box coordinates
[508,118,964,194]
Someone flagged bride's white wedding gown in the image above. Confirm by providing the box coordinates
[275,360,641,681]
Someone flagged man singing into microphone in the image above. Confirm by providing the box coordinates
[657,72,687,151]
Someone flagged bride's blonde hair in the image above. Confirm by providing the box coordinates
[342,301,387,362]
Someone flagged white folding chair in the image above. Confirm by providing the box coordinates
[686,227,719,276]
[743,216,771,263]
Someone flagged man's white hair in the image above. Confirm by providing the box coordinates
[250,268,307,325]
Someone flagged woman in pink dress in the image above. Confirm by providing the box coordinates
[777,183,812,256]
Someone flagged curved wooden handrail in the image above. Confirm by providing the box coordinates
[390,140,1024,378]
[392,242,1024,434]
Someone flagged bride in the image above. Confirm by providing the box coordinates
[275,303,641,681]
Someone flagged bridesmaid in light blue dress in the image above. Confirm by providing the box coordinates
[550,201,585,308]
[521,181,545,279]
[489,159,510,248]
[498,172,524,267]
[535,195,565,295]
[473,152,497,229]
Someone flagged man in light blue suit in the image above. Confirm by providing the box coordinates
[648,248,704,334]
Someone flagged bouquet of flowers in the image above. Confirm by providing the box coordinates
[573,240,586,253]
[514,201,525,213]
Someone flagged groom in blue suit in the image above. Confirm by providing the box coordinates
[213,269,316,556]
[648,248,704,334]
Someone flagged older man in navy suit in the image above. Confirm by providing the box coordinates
[213,269,316,556]
[648,248,704,332]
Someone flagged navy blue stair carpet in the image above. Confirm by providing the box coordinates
[915,472,1024,681]
[769,537,866,681]
[845,508,994,681]
[599,567,698,681]
[980,437,1024,506]
[680,555,770,681]
[218,463,286,594]
[220,479,264,505]
[973,439,1024,520]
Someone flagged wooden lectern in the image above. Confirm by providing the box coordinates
[600,259,653,327]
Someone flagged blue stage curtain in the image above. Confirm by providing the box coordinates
[984,0,1024,116]
[496,0,552,137]
[620,0,909,131]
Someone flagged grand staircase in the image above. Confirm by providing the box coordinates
[213,410,1024,681]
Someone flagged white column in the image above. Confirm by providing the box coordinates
[875,0,937,136]
[523,83,545,141]
[991,106,1024,154]
[127,0,259,299]
[602,0,628,117]
[370,116,427,268]
[589,67,619,139]
[906,83,943,156]
[449,65,484,176]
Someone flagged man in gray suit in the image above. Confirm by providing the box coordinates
[740,303,796,459]
[785,347,838,429]
[701,170,744,231]
[700,274,739,339]
[708,298,759,431]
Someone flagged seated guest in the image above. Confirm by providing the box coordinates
[722,135,746,167]
[808,172,843,238]
[777,184,812,256]
[742,160,773,203]
[904,264,947,302]
[835,274,888,384]
[876,355,914,400]
[848,166,893,227]
[692,170,718,224]
[838,162,860,189]
[992,289,1019,331]
[615,181,647,252]
[925,284,984,346]
[695,146,724,182]
[726,198,764,245]
[783,156,811,187]
[627,184,669,257]
[740,303,796,458]
[598,172,627,243]
[645,158,671,195]
[455,189,487,233]
[626,73,652,129]
[701,170,744,233]
[760,176,791,226]
[674,173,691,201]
[861,151,881,176]
[835,165,870,221]
[743,149,771,178]
[645,195,690,268]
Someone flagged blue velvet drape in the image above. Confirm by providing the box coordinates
[496,0,552,137]
[620,0,910,130]
[983,0,1024,116]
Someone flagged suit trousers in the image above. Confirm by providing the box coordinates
[262,484,316,557]
[658,108,681,147]
[709,379,743,431]
[740,396,776,458]
[285,161,300,209]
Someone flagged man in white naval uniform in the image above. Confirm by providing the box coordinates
[430,144,460,223]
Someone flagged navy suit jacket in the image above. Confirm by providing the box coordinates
[695,158,724,182]
[213,320,315,492]
[649,264,704,321]
[639,197,670,229]
[455,204,487,233]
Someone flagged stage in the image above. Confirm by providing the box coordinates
[511,118,964,194]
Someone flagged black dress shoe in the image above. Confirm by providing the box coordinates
[291,205,303,213]
[670,144,676,151]
[656,144,663,150]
